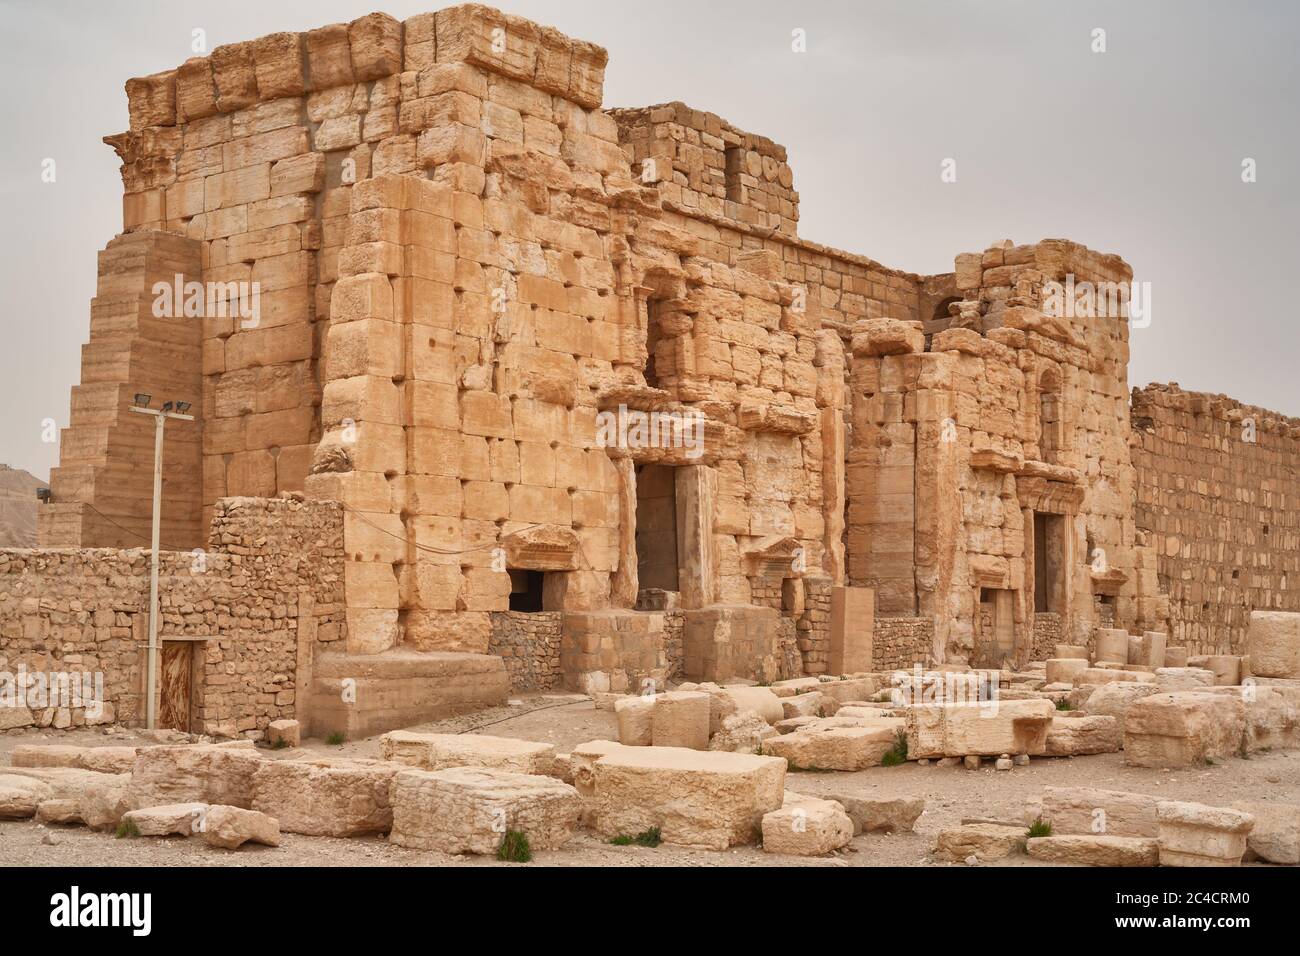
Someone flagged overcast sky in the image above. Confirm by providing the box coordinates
[1,0,1296,480]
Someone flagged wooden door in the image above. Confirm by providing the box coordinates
[159,641,193,733]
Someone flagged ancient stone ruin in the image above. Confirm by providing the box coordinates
[1,5,1298,869]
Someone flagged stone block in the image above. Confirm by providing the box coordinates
[1124,692,1247,768]
[1043,715,1122,756]
[1248,611,1300,679]
[761,792,854,856]
[762,719,901,771]
[821,793,924,834]
[378,731,556,775]
[1157,801,1254,867]
[127,743,266,810]
[1232,801,1300,865]
[587,747,786,850]
[122,803,209,837]
[652,691,710,750]
[614,695,655,746]
[202,805,282,850]
[1045,658,1089,684]
[933,823,1026,862]
[251,757,399,836]
[1040,786,1159,837]
[389,767,580,853]
[1026,835,1159,866]
[266,719,301,748]
[906,698,1055,758]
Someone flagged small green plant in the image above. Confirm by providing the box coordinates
[1027,817,1052,839]
[115,818,140,839]
[609,827,661,848]
[497,829,532,863]
[880,730,908,767]
[1203,756,1216,766]
[1055,699,1072,712]
[269,737,291,750]
[325,732,345,746]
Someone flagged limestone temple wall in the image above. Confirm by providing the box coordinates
[1132,384,1300,654]
[28,4,1295,725]
[3,496,344,735]
[845,240,1168,668]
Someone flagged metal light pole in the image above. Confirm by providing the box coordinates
[127,394,193,729]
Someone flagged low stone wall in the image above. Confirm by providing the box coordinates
[1032,612,1063,661]
[0,496,344,736]
[873,617,933,671]
[796,577,833,674]
[488,611,564,692]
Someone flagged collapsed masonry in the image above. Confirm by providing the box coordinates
[5,4,1297,738]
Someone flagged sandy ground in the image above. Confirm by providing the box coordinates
[3,693,1298,867]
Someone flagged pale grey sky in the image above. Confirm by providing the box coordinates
[1,0,1296,480]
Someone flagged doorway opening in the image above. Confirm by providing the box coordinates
[635,464,679,593]
[1034,511,1066,613]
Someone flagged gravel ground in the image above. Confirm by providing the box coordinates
[3,695,1298,867]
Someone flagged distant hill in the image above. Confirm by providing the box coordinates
[0,464,48,548]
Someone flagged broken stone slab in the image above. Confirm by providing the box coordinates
[1026,835,1159,866]
[1248,611,1300,679]
[122,802,209,837]
[127,743,266,810]
[1043,714,1122,756]
[762,720,902,771]
[1241,685,1300,752]
[906,698,1055,758]
[652,691,710,750]
[1153,667,1216,691]
[251,757,399,836]
[1232,801,1300,865]
[1075,668,1155,686]
[379,731,556,775]
[1187,655,1242,686]
[0,706,34,730]
[1123,692,1246,768]
[815,677,878,708]
[0,773,52,819]
[780,692,824,719]
[1156,801,1254,867]
[389,767,581,854]
[80,773,132,831]
[10,744,140,775]
[770,677,822,698]
[821,793,924,834]
[1045,658,1089,684]
[1082,682,1160,732]
[774,715,819,734]
[1164,647,1189,667]
[1054,644,1089,659]
[761,792,854,856]
[933,823,1026,863]
[266,719,301,748]
[35,798,83,825]
[587,746,785,851]
[708,712,777,754]
[717,686,784,725]
[1040,787,1159,837]
[614,695,655,745]
[201,805,282,850]
[1095,628,1131,665]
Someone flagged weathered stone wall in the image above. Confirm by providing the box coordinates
[1,496,344,735]
[872,616,933,671]
[487,609,563,690]
[847,239,1168,667]
[795,576,832,674]
[1132,384,1300,654]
